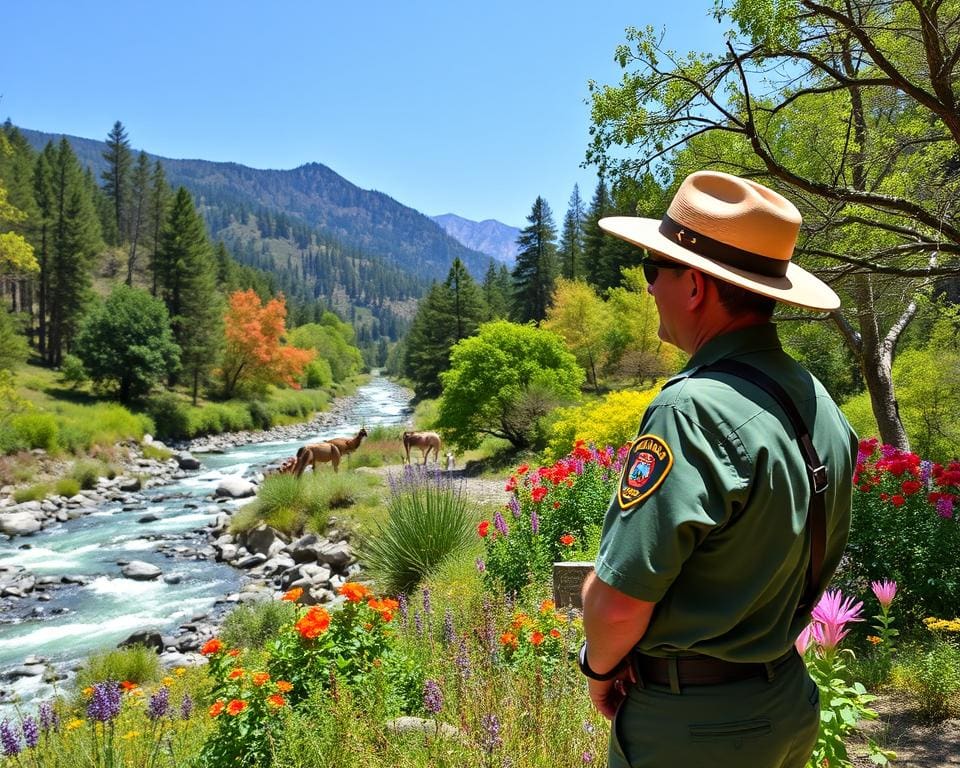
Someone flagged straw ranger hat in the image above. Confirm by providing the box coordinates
[599,171,840,311]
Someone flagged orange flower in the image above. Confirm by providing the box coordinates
[120,681,138,692]
[559,534,575,547]
[539,599,555,613]
[517,464,529,475]
[209,700,225,718]
[511,612,531,630]
[267,694,286,708]
[477,520,490,538]
[530,631,545,646]
[227,648,241,658]
[201,638,223,656]
[500,632,519,649]
[867,635,883,645]
[228,668,245,680]
[550,628,562,639]
[252,672,271,687]
[276,680,293,693]
[368,597,400,622]
[282,587,304,603]
[226,699,247,716]
[338,582,372,603]
[295,606,331,639]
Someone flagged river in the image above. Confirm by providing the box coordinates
[0,374,413,711]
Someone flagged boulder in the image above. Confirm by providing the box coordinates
[121,561,162,580]
[177,453,202,471]
[287,533,324,563]
[214,477,256,499]
[119,629,165,653]
[245,525,286,558]
[0,512,42,537]
[386,716,462,741]
[316,541,354,569]
[116,476,142,493]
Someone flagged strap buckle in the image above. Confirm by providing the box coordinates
[809,464,829,494]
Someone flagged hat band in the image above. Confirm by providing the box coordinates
[658,215,789,278]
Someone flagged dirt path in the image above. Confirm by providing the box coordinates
[852,693,960,767]
[356,465,509,508]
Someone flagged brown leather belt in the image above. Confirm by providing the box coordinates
[631,649,797,689]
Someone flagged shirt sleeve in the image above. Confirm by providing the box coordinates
[594,398,748,602]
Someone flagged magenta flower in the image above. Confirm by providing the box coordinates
[870,579,897,610]
[810,589,864,650]
[795,623,818,655]
[936,496,954,519]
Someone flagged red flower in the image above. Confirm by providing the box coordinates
[228,668,245,680]
[901,480,922,496]
[559,534,575,547]
[890,494,905,507]
[226,699,247,716]
[295,606,331,639]
[553,501,561,509]
[120,681,138,692]
[500,632,519,649]
[267,694,286,708]
[252,672,271,687]
[505,476,517,492]
[516,464,529,475]
[530,631,545,646]
[550,628,562,639]
[531,486,548,503]
[478,520,490,538]
[201,638,223,656]
[227,648,241,658]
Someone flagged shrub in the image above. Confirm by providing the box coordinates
[480,441,624,596]
[146,392,192,440]
[837,439,960,626]
[542,389,659,463]
[220,600,299,651]
[141,442,173,461]
[361,465,477,594]
[74,645,162,693]
[54,477,81,497]
[59,353,88,388]
[13,482,51,503]
[892,624,960,722]
[11,411,58,451]
[70,459,103,490]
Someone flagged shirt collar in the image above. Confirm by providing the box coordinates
[684,323,782,372]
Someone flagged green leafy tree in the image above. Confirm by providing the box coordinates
[558,184,586,280]
[157,187,222,399]
[587,3,960,448]
[542,278,611,390]
[436,320,584,450]
[288,318,363,383]
[0,311,29,372]
[512,197,558,323]
[101,121,132,246]
[74,285,180,403]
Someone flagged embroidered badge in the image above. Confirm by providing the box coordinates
[617,434,673,510]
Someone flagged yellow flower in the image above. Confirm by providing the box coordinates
[867,635,882,645]
[162,676,174,686]
[122,730,141,740]
[175,667,187,676]
[67,719,85,731]
[82,686,94,698]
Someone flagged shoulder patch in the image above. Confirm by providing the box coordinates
[617,434,674,511]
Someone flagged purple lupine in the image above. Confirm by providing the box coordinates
[422,587,432,616]
[936,496,954,519]
[508,496,521,519]
[147,686,170,721]
[0,719,21,757]
[530,506,539,534]
[414,610,424,636]
[455,638,472,680]
[398,592,409,625]
[493,509,509,537]
[180,693,194,720]
[423,679,443,714]
[38,701,58,733]
[87,681,122,722]
[482,596,497,652]
[443,609,455,645]
[480,713,503,753]
[21,716,39,749]
[475,557,486,573]
[920,459,934,484]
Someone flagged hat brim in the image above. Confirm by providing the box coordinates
[599,217,840,312]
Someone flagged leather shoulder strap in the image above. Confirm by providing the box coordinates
[670,359,827,614]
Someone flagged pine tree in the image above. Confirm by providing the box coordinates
[481,259,511,320]
[101,121,132,245]
[157,187,221,397]
[126,151,150,286]
[511,196,558,323]
[583,178,611,289]
[148,160,171,295]
[444,257,484,341]
[558,184,586,280]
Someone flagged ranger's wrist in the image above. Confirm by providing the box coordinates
[578,641,626,681]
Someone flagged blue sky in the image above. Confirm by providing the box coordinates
[5,1,726,227]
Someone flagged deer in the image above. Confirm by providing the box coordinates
[327,427,368,461]
[292,442,341,476]
[402,430,441,465]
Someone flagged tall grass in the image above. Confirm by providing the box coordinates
[361,465,478,594]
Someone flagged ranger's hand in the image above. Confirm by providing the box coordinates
[587,666,634,720]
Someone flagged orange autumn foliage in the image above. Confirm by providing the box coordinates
[219,290,315,397]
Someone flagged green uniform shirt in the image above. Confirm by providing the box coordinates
[595,323,857,662]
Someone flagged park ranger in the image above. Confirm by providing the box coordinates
[579,171,857,767]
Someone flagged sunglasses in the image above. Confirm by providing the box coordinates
[641,257,687,285]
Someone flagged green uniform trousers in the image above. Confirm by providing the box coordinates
[608,652,819,768]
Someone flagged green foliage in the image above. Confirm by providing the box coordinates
[838,440,960,626]
[11,410,59,451]
[13,482,51,503]
[70,458,105,489]
[220,600,299,651]
[481,443,621,596]
[40,401,152,455]
[543,388,660,463]
[54,477,81,497]
[891,635,960,722]
[74,644,162,692]
[0,309,29,371]
[436,320,584,451]
[512,196,558,323]
[782,321,859,403]
[145,391,191,440]
[302,358,333,389]
[141,442,173,461]
[288,319,363,384]
[74,284,181,403]
[59,352,89,388]
[839,391,879,443]
[361,466,478,595]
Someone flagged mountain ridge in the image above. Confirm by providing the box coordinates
[431,212,520,267]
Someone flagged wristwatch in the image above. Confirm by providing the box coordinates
[578,641,626,681]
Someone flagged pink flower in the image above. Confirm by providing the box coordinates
[795,623,819,655]
[870,579,897,610]
[810,589,864,651]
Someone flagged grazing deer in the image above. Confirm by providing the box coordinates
[402,430,441,465]
[293,442,341,476]
[327,427,368,460]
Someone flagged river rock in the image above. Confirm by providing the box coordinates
[235,553,267,569]
[177,452,202,470]
[287,533,324,563]
[1,665,45,681]
[117,476,142,492]
[214,477,256,499]
[138,513,161,523]
[245,525,286,557]
[316,541,354,569]
[0,512,42,536]
[119,629,165,652]
[121,561,162,580]
[163,574,182,585]
[215,543,238,562]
